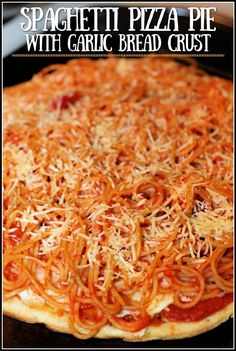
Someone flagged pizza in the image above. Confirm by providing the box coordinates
[3,57,233,341]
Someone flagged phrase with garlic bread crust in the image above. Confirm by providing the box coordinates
[3,58,233,341]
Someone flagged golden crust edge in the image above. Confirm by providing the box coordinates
[3,297,233,342]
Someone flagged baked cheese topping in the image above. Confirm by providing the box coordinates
[3,58,233,338]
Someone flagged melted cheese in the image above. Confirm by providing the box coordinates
[146,294,174,317]
[18,288,45,307]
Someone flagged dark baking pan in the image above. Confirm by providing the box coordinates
[3,4,234,349]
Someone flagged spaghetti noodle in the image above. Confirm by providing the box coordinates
[3,58,233,338]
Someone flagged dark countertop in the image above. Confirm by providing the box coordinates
[3,316,234,349]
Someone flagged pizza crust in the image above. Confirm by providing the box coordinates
[3,297,233,341]
[3,59,233,342]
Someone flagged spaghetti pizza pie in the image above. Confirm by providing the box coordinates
[3,58,233,341]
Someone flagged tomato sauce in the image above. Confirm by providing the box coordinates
[52,92,81,110]
[79,303,103,324]
[4,129,22,145]
[4,262,19,281]
[162,294,233,322]
[8,227,24,246]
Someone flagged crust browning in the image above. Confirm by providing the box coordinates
[3,297,233,341]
